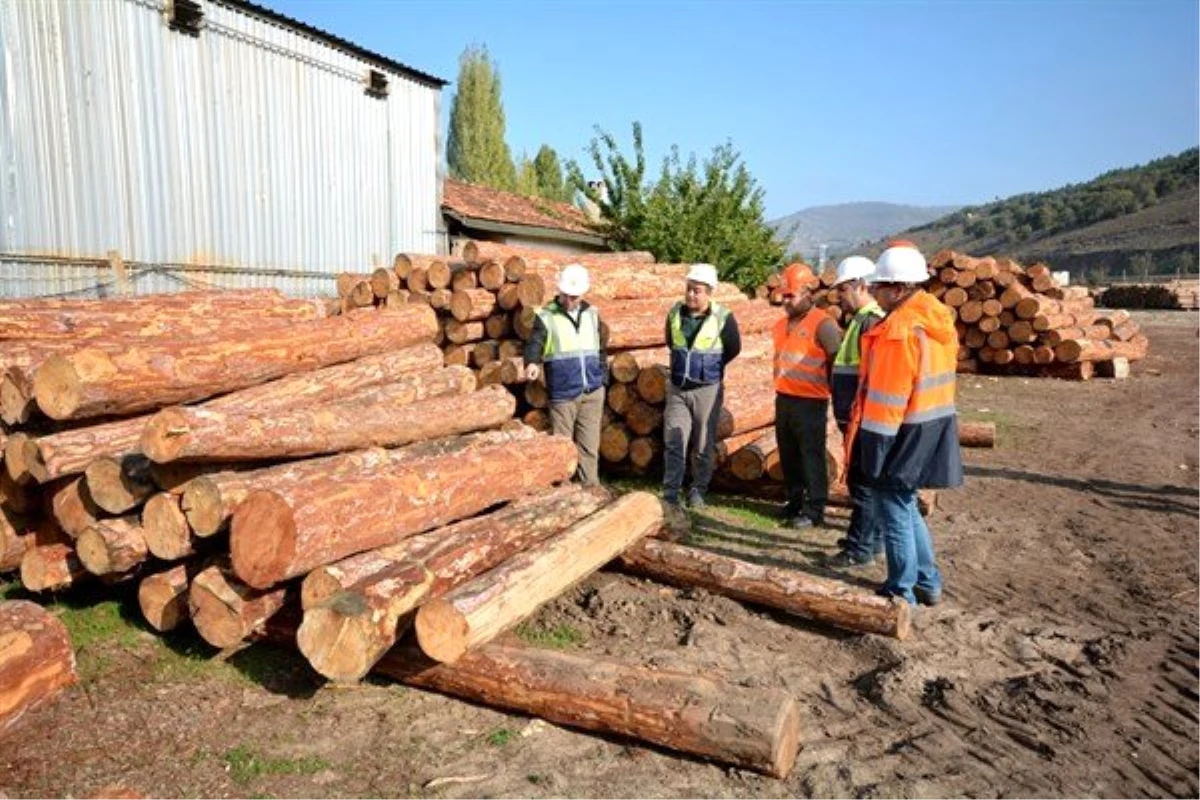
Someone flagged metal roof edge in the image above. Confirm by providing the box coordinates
[444,210,608,247]
[216,0,449,88]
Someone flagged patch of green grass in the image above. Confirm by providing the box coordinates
[222,745,331,785]
[1,577,29,601]
[54,597,142,650]
[513,622,584,649]
[485,727,516,747]
[527,773,547,785]
[703,499,780,532]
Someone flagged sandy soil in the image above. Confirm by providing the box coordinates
[1,311,1196,799]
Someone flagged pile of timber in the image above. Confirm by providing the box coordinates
[0,284,918,778]
[1100,279,1199,311]
[926,251,1147,380]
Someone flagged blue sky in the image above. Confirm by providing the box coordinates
[264,0,1199,220]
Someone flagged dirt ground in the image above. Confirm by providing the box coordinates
[2,310,1197,799]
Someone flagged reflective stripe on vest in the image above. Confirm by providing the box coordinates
[773,310,832,399]
[669,302,728,386]
[853,317,957,439]
[538,304,602,400]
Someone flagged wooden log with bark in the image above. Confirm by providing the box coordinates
[189,560,289,649]
[618,538,911,639]
[958,421,996,448]
[75,516,149,576]
[20,543,87,592]
[142,367,493,464]
[0,599,78,737]
[33,306,439,421]
[297,485,610,682]
[378,640,801,778]
[138,562,199,632]
[415,491,663,663]
[231,427,579,589]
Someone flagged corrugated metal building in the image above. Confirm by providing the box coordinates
[0,0,447,299]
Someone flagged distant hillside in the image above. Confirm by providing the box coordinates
[769,202,961,262]
[874,149,1199,280]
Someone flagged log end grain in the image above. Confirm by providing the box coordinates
[75,525,115,576]
[138,565,191,632]
[413,597,471,664]
[296,600,381,684]
[31,353,91,421]
[141,407,194,464]
[179,478,226,537]
[0,599,78,737]
[142,493,194,561]
[229,490,296,590]
[4,433,33,485]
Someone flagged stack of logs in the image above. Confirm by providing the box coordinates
[1100,279,1200,311]
[0,285,917,777]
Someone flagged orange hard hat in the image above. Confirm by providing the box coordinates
[780,262,817,296]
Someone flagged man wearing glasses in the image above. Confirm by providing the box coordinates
[661,263,742,508]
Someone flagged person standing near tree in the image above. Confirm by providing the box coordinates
[845,242,962,606]
[661,263,742,508]
[825,256,887,567]
[772,263,842,528]
[523,263,608,487]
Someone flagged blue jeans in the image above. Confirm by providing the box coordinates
[873,488,942,605]
[843,481,882,561]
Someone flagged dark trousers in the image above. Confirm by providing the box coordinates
[774,394,828,522]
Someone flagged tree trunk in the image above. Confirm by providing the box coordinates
[717,378,776,439]
[377,641,801,779]
[415,491,663,663]
[608,347,668,384]
[728,428,778,480]
[628,436,661,469]
[142,368,492,463]
[0,600,77,736]
[75,515,148,576]
[33,306,439,420]
[619,538,910,638]
[448,288,497,322]
[599,423,632,463]
[634,365,669,404]
[49,477,103,539]
[189,560,289,649]
[393,253,446,283]
[231,427,579,589]
[958,421,996,448]
[298,485,610,682]
[1,515,64,572]
[141,492,201,561]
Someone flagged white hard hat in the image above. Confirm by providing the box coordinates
[873,245,929,284]
[833,256,876,287]
[685,263,719,289]
[557,263,590,296]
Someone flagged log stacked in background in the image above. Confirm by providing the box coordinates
[0,599,77,736]
[1099,279,1199,311]
[924,251,1148,379]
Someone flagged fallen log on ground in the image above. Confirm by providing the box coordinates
[617,538,911,639]
[189,560,289,649]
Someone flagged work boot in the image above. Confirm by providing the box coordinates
[914,586,943,607]
[686,489,706,509]
[786,514,822,530]
[662,491,682,509]
[824,550,873,569]
[776,502,802,521]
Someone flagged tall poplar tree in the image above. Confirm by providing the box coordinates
[446,45,517,191]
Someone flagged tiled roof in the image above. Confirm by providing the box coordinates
[442,179,599,237]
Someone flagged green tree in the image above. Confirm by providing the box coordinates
[514,154,539,196]
[446,45,516,190]
[567,123,784,291]
[532,145,568,201]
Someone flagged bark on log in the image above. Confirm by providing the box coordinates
[415,492,663,663]
[298,485,610,682]
[958,421,996,448]
[378,641,801,778]
[189,561,288,649]
[1,515,64,572]
[449,289,497,322]
[717,379,776,439]
[0,600,77,737]
[728,428,778,481]
[444,319,485,345]
[142,367,490,463]
[231,427,579,589]
[33,306,439,420]
[76,516,148,576]
[619,538,911,637]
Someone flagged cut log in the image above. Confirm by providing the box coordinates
[20,543,87,592]
[443,319,485,345]
[415,491,663,663]
[599,423,632,463]
[84,455,156,514]
[628,436,661,469]
[76,516,148,576]
[189,561,288,649]
[142,367,491,463]
[1,515,64,572]
[141,492,200,561]
[231,427,579,589]
[609,347,667,384]
[0,600,77,736]
[625,401,664,437]
[49,477,103,539]
[728,428,778,481]
[298,485,610,682]
[717,379,776,439]
[378,641,801,778]
[620,538,910,637]
[393,253,446,283]
[449,288,498,322]
[33,306,439,421]
[635,364,670,404]
[138,563,197,632]
[605,382,638,415]
[958,421,996,448]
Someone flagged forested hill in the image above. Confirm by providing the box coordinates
[880,148,1199,280]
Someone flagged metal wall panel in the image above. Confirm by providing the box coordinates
[0,0,443,298]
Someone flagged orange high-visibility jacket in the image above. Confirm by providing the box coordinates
[846,290,963,491]
[773,310,837,400]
